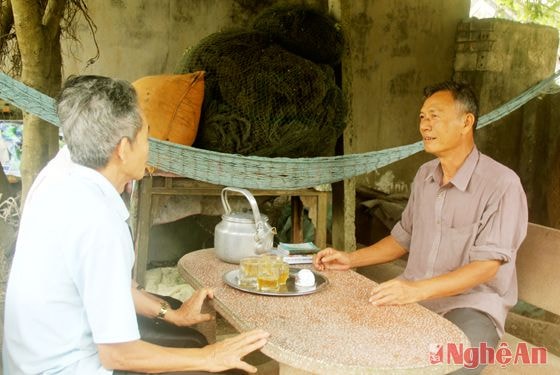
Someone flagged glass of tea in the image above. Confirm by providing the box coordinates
[257,258,280,291]
[239,256,260,288]
[277,260,290,285]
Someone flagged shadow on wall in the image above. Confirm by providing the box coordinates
[148,215,221,268]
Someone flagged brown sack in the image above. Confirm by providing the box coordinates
[133,72,205,146]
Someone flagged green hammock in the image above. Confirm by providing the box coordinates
[0,71,559,189]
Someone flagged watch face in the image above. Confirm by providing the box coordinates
[157,301,168,320]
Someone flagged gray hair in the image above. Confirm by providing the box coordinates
[423,80,479,131]
[56,75,143,168]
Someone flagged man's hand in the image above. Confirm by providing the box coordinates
[202,329,270,373]
[166,288,215,326]
[313,247,351,271]
[367,260,502,306]
[368,279,423,306]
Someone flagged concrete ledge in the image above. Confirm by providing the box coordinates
[482,334,560,374]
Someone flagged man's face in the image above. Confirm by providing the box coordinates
[126,117,149,181]
[419,90,472,157]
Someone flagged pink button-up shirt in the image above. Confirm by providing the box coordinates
[391,146,528,337]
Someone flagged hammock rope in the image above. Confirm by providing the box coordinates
[0,71,559,189]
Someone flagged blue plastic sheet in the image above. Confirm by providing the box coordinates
[0,120,22,177]
[0,120,64,178]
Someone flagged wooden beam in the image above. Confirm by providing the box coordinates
[329,0,356,252]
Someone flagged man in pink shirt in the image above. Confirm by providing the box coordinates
[314,81,528,374]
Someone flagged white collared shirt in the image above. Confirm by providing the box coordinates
[3,158,140,374]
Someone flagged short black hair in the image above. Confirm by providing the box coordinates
[423,81,479,130]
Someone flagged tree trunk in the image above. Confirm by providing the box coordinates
[0,0,14,52]
[11,0,65,203]
[0,215,16,367]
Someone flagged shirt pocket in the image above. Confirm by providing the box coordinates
[435,221,479,274]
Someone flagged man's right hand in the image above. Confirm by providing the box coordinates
[98,330,269,373]
[168,288,215,327]
[202,329,270,373]
[313,247,351,271]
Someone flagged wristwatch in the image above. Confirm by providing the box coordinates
[156,301,169,320]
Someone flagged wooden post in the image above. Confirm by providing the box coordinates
[315,191,329,248]
[329,0,356,252]
[133,176,153,285]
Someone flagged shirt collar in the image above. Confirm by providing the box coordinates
[70,164,130,221]
[425,146,480,192]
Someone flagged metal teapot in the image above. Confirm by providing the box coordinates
[214,187,276,264]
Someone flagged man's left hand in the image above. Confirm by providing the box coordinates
[368,279,423,306]
[167,288,215,326]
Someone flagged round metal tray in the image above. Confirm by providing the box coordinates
[222,268,328,296]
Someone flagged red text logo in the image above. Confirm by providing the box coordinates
[429,342,547,369]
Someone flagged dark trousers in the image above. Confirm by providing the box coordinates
[114,295,244,375]
[444,308,500,375]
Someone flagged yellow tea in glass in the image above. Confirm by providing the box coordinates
[239,256,259,288]
[257,260,279,291]
[260,253,280,264]
[278,261,290,285]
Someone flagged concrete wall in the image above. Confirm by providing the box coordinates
[339,0,470,193]
[454,19,558,170]
[453,19,559,224]
[62,0,325,81]
[329,0,470,250]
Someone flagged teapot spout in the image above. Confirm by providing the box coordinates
[255,226,276,254]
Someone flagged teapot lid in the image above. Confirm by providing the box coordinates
[222,212,269,224]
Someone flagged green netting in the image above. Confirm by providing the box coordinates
[175,28,346,157]
[175,30,273,103]
[0,70,559,190]
[252,4,345,65]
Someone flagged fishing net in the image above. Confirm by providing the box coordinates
[175,5,346,157]
[175,30,272,107]
[252,4,345,66]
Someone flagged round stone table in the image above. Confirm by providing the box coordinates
[178,249,470,374]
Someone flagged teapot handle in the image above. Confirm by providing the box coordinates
[221,187,276,253]
[221,187,264,226]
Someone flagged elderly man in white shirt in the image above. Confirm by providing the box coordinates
[3,75,268,375]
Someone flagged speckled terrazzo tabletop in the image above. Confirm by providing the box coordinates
[178,249,470,374]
